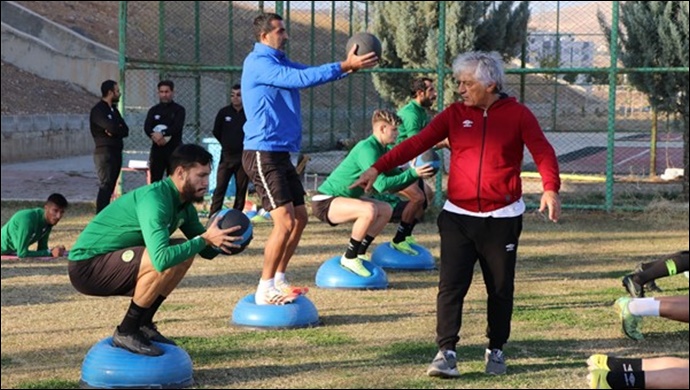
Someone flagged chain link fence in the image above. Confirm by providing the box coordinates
[119,1,688,211]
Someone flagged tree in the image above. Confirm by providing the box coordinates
[599,1,689,200]
[537,53,561,81]
[370,1,530,110]
[562,72,579,84]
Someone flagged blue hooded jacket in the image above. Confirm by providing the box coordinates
[241,43,346,152]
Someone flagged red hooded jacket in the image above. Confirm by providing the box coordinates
[373,95,560,213]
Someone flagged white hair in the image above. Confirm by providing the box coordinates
[451,51,505,93]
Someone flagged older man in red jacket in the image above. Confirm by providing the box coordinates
[351,51,561,378]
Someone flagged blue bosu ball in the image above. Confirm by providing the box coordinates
[231,294,321,329]
[370,242,436,270]
[315,256,388,289]
[80,337,194,389]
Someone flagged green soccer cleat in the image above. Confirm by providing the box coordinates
[615,297,643,340]
[391,240,418,256]
[357,254,371,262]
[340,255,372,277]
[405,235,418,246]
[587,354,609,371]
[587,369,612,389]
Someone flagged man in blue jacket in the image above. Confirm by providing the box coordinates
[241,12,378,305]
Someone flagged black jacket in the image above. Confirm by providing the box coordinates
[212,105,246,155]
[144,101,186,148]
[89,100,129,150]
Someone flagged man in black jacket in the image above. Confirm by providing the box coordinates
[90,79,129,213]
[144,80,186,182]
[209,84,249,216]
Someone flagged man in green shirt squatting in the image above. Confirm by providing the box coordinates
[311,109,434,277]
[1,193,69,258]
[68,144,243,356]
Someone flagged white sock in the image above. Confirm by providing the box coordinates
[275,272,287,285]
[628,298,661,317]
[258,278,274,291]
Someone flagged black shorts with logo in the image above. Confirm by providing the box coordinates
[68,246,146,297]
[242,150,305,212]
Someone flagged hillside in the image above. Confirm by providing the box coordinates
[3,1,377,116]
[2,1,115,115]
[3,1,614,116]
[0,60,97,115]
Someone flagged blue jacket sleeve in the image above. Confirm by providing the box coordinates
[253,56,345,89]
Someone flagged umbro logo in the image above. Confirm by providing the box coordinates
[505,243,516,252]
[463,119,473,128]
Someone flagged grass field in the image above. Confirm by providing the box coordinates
[1,200,688,389]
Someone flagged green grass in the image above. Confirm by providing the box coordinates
[15,380,79,390]
[1,200,688,389]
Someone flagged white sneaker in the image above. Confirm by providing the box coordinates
[275,280,310,295]
[255,287,298,305]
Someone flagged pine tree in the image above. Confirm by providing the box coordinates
[599,1,689,199]
[371,1,530,109]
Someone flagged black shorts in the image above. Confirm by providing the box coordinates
[68,246,146,297]
[311,194,337,226]
[390,200,410,223]
[242,150,305,212]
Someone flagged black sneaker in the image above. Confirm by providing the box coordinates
[634,262,663,293]
[622,274,644,298]
[140,323,177,346]
[644,280,663,293]
[112,327,163,356]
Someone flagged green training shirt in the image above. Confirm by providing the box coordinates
[69,178,218,272]
[317,135,418,198]
[1,208,52,257]
[396,100,430,144]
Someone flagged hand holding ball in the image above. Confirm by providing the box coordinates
[346,32,382,59]
[205,209,253,255]
[412,149,441,176]
[152,124,172,145]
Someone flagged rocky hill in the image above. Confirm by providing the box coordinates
[2,1,612,116]
[2,1,120,115]
[0,60,97,115]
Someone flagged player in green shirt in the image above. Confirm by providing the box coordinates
[1,193,68,258]
[395,78,440,245]
[68,144,243,356]
[396,78,436,145]
[312,109,434,277]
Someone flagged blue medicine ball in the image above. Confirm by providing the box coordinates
[412,149,441,175]
[206,209,253,255]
